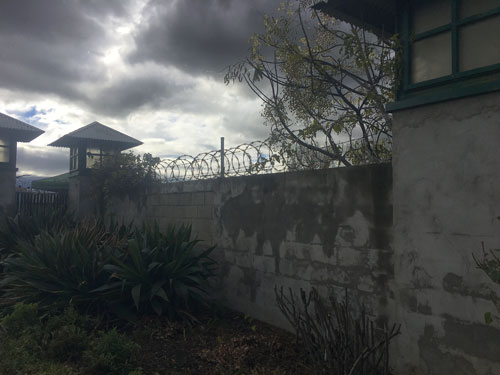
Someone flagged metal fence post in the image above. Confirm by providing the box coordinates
[220,137,225,178]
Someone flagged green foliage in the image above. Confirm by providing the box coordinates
[0,208,75,267]
[100,223,217,320]
[0,305,88,374]
[44,307,91,361]
[226,0,395,167]
[1,302,40,334]
[0,220,125,314]
[91,152,161,207]
[1,220,217,322]
[84,328,140,375]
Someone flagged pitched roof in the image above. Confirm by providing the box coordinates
[313,0,397,38]
[49,121,143,150]
[0,112,44,142]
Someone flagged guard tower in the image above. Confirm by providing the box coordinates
[49,121,142,217]
[0,112,44,215]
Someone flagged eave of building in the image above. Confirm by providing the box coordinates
[313,0,399,38]
[49,121,142,151]
[0,112,44,142]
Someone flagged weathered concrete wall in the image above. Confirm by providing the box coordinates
[111,164,393,330]
[392,91,500,375]
[68,174,101,219]
[215,164,393,328]
[0,169,16,216]
[145,180,216,244]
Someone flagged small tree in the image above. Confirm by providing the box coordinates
[90,152,161,214]
[225,0,397,167]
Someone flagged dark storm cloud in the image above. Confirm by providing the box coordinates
[129,0,279,76]
[16,145,68,177]
[89,73,194,116]
[0,0,132,99]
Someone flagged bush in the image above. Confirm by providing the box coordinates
[0,304,88,374]
[0,208,75,271]
[275,287,400,375]
[0,220,126,314]
[97,223,217,320]
[44,307,91,362]
[1,220,217,322]
[84,328,139,375]
[1,302,40,334]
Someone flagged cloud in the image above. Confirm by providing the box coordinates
[0,0,280,177]
[17,144,68,177]
[0,0,135,101]
[129,0,278,76]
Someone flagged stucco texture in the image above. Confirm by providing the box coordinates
[392,91,500,375]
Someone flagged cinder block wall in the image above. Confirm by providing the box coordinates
[145,187,216,244]
[109,163,394,330]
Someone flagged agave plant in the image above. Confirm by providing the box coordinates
[0,208,75,266]
[99,223,217,320]
[0,220,127,315]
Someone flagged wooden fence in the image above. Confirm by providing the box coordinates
[16,191,68,216]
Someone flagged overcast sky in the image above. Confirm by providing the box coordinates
[0,0,281,177]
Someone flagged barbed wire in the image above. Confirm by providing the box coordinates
[155,137,391,183]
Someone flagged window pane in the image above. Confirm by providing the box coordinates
[460,15,500,71]
[87,147,100,155]
[413,0,451,34]
[70,156,78,170]
[0,146,9,163]
[412,32,452,83]
[460,0,500,19]
[0,137,9,146]
[86,154,98,168]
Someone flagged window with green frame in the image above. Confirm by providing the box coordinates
[389,0,500,111]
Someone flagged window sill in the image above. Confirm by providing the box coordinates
[387,75,500,112]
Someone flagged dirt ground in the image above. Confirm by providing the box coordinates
[132,310,312,375]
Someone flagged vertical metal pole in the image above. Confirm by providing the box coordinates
[220,137,225,178]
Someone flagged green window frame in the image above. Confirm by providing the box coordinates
[388,0,500,111]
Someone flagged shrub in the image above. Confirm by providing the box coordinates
[0,220,217,322]
[0,220,125,314]
[84,328,139,375]
[1,302,40,334]
[275,287,400,375]
[44,307,91,362]
[0,304,86,374]
[0,208,75,270]
[100,223,217,320]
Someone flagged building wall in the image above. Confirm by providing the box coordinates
[392,91,500,375]
[0,169,16,215]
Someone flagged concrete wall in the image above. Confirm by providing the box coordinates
[392,91,500,375]
[0,169,16,216]
[112,164,393,329]
[68,174,101,219]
